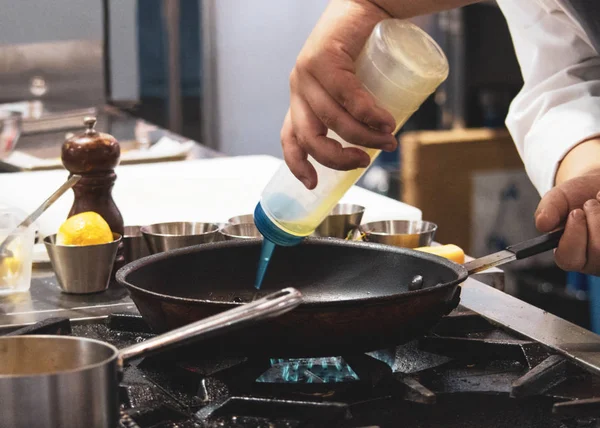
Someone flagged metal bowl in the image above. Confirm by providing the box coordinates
[123,225,151,263]
[313,204,365,239]
[360,220,437,248]
[43,233,122,294]
[219,223,262,241]
[141,222,220,254]
[227,214,254,225]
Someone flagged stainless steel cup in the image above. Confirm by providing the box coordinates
[227,214,254,225]
[43,233,122,294]
[313,204,365,239]
[360,220,437,248]
[141,222,220,254]
[219,223,262,240]
[122,226,151,263]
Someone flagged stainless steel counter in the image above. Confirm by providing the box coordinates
[4,104,221,168]
[0,269,137,332]
[461,277,600,376]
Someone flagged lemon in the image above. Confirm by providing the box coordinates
[56,212,113,246]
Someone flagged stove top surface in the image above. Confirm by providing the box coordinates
[11,307,600,428]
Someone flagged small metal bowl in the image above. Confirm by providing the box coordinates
[360,220,437,248]
[44,233,121,294]
[227,214,254,225]
[141,222,220,254]
[122,226,151,263]
[313,204,365,239]
[219,223,262,241]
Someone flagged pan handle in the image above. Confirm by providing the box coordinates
[463,228,565,274]
[506,228,564,259]
[117,287,302,365]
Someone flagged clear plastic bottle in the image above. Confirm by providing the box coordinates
[254,19,449,248]
[0,204,34,295]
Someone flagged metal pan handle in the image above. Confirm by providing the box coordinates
[118,287,302,364]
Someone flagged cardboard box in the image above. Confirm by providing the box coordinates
[400,128,543,257]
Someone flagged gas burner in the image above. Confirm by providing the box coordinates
[5,311,600,427]
[260,357,359,384]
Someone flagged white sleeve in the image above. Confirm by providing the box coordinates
[496,0,600,196]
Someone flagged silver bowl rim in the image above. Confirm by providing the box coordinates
[361,220,438,236]
[325,203,366,217]
[140,221,220,237]
[123,225,145,238]
[219,222,261,239]
[43,232,122,248]
[227,214,254,225]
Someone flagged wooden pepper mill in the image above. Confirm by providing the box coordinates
[61,116,125,275]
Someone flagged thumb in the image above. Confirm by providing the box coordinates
[535,187,569,232]
[534,171,600,232]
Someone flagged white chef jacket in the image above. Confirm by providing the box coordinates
[495,0,600,196]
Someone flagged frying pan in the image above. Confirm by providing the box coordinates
[116,229,564,358]
[0,288,301,428]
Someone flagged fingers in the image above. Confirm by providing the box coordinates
[534,175,600,274]
[535,186,570,232]
[303,61,396,133]
[289,93,372,172]
[555,209,587,272]
[535,174,600,232]
[554,197,600,274]
[293,70,398,151]
[280,110,317,190]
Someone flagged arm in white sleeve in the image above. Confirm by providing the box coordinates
[496,0,600,196]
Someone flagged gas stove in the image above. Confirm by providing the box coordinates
[8,303,600,428]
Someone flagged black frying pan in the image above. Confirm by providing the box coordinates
[116,229,563,357]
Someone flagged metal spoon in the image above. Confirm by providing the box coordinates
[0,175,81,259]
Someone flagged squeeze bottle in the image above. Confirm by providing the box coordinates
[253,20,449,285]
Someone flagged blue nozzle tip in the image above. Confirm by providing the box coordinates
[255,239,276,289]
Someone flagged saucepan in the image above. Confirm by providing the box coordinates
[0,288,302,428]
[117,227,564,358]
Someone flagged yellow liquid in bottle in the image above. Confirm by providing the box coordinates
[273,147,381,237]
[254,20,448,289]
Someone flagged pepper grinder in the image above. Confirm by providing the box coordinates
[61,116,125,274]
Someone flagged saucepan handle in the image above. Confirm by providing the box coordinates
[506,228,564,259]
[118,287,302,364]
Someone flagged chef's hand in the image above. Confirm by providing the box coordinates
[281,0,397,190]
[535,138,600,274]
